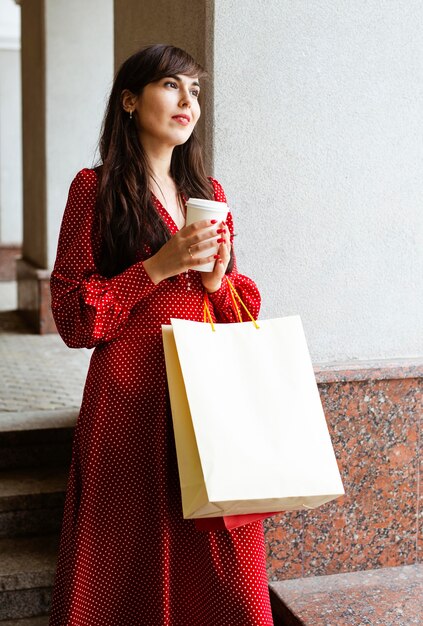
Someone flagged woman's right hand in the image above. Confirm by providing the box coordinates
[142,219,226,284]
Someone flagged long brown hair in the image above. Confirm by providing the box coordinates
[95,44,215,277]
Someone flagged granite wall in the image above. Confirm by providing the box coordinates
[265,360,422,581]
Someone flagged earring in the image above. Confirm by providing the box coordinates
[129,110,133,120]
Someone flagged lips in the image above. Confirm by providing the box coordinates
[172,114,191,125]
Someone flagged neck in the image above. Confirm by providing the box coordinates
[140,134,174,183]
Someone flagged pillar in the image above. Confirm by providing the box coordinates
[114,0,214,175]
[17,0,113,332]
[109,1,422,362]
[0,0,22,281]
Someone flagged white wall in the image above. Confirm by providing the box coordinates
[0,0,22,244]
[212,0,423,362]
[45,0,113,267]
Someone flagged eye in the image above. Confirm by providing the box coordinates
[190,89,200,98]
[164,81,178,89]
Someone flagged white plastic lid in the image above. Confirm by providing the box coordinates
[186,197,227,211]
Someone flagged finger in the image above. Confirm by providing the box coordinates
[219,240,230,259]
[191,218,219,230]
[205,258,224,281]
[217,240,231,270]
[215,242,230,266]
[216,258,225,275]
[187,230,219,248]
[182,219,220,239]
[185,221,229,246]
[191,251,220,268]
[213,240,229,267]
[188,237,220,258]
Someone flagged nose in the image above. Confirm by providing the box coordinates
[179,87,193,108]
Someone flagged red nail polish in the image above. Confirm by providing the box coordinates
[217,238,225,243]
[219,259,223,264]
[211,219,217,224]
[214,254,219,259]
[217,228,224,233]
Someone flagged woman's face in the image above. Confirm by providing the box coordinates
[133,74,201,149]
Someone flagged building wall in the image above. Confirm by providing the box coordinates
[212,0,423,362]
[30,0,421,358]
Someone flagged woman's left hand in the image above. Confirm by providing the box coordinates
[201,222,231,293]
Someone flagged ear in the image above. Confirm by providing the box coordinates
[121,89,137,113]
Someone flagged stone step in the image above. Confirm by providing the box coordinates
[0,466,67,537]
[269,563,423,626]
[0,534,59,621]
[0,617,49,625]
[0,410,76,470]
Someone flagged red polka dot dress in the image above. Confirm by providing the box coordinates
[48,168,273,625]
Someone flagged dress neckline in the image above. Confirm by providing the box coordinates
[151,191,187,233]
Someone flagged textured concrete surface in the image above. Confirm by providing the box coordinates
[0,284,90,415]
[213,1,423,362]
[0,408,75,472]
[0,333,89,412]
[0,534,59,591]
[0,617,49,625]
[0,588,52,622]
[0,466,67,501]
[0,618,49,625]
[0,466,67,537]
[0,408,77,433]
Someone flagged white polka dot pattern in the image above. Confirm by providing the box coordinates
[48,169,272,625]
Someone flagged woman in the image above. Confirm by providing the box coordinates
[49,44,273,625]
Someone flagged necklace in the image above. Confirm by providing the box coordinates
[150,174,191,290]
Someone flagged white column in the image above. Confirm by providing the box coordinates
[0,0,22,246]
[18,0,113,331]
[45,0,114,267]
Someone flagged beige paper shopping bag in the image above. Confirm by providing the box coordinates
[162,311,344,520]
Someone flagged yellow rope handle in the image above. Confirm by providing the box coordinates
[203,278,259,330]
[226,278,260,329]
[228,281,243,323]
[203,292,216,331]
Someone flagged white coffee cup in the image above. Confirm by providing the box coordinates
[186,198,228,272]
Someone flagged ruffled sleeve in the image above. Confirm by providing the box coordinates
[206,178,261,323]
[50,169,159,348]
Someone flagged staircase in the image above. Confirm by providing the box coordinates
[0,409,76,623]
[0,298,421,624]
